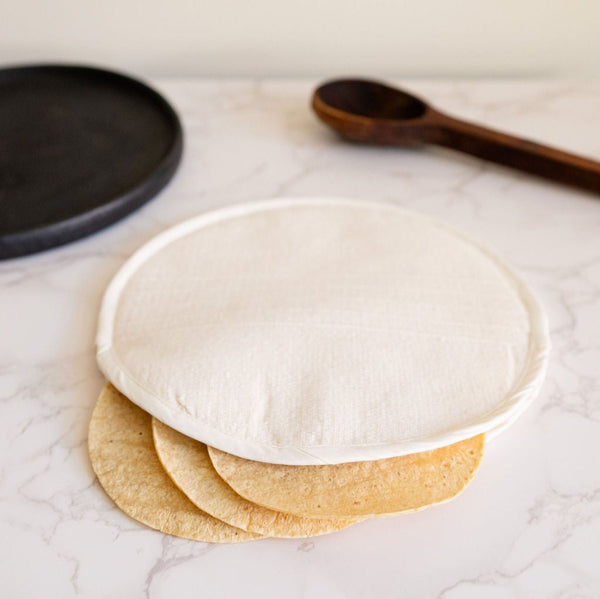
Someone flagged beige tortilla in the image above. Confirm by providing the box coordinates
[88,384,259,543]
[152,418,361,538]
[208,435,485,519]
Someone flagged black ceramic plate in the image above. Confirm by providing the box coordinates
[0,64,183,259]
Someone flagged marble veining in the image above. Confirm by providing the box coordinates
[1,79,599,599]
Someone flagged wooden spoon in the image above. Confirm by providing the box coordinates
[312,79,600,194]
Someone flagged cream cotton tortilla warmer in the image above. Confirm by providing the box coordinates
[96,198,550,465]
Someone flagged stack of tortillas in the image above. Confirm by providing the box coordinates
[89,199,550,542]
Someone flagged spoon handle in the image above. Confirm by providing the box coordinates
[432,112,600,194]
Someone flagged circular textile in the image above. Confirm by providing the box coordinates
[97,198,550,465]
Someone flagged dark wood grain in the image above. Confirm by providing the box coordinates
[312,79,600,194]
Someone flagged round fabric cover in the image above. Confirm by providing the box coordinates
[97,198,550,465]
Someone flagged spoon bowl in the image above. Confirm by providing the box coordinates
[316,79,428,121]
[313,79,435,145]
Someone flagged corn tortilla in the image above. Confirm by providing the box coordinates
[152,418,361,538]
[88,384,259,543]
[208,436,484,519]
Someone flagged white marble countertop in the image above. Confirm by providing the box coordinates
[1,79,599,599]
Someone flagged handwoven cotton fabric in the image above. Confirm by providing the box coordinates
[97,198,550,465]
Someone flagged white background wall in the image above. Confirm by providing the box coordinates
[2,0,599,78]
